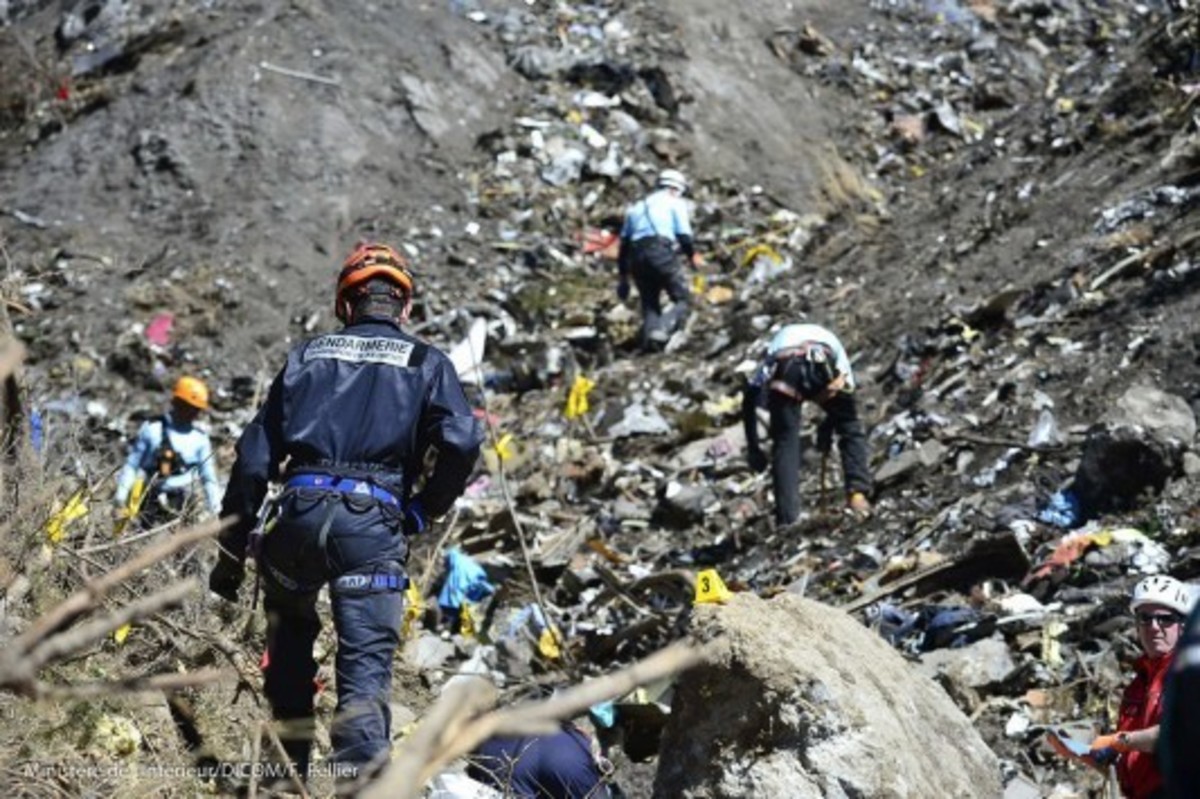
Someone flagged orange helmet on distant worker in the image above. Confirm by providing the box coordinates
[335,242,414,323]
[172,376,209,410]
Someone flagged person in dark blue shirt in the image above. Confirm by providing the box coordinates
[468,723,613,799]
[1161,595,1200,798]
[209,242,483,786]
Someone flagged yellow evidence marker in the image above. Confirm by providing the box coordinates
[694,568,733,605]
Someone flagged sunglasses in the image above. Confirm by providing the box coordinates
[1136,612,1183,629]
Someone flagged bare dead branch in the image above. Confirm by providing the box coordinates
[364,643,707,799]
[249,722,264,799]
[14,517,230,652]
[33,667,230,700]
[265,722,311,799]
[74,516,181,554]
[358,677,498,799]
[481,642,705,739]
[19,579,199,682]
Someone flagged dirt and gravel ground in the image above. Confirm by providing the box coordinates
[1,0,1199,797]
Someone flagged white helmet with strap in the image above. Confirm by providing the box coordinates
[656,169,689,194]
[1130,575,1196,616]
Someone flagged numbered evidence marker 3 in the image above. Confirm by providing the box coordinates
[694,568,733,605]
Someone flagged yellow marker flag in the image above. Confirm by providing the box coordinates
[460,602,478,639]
[564,375,596,420]
[538,626,563,661]
[694,568,733,605]
[402,583,424,638]
[114,624,132,645]
[45,487,90,545]
[114,477,146,538]
[493,433,514,462]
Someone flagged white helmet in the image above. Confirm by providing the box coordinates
[656,169,689,194]
[1130,575,1195,616]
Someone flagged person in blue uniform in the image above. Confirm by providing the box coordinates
[468,723,614,799]
[616,169,703,351]
[742,323,872,525]
[1161,590,1200,798]
[208,242,484,785]
[112,375,221,526]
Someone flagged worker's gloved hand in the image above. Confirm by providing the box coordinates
[1090,733,1132,754]
[209,552,245,603]
[816,374,848,405]
[616,278,631,301]
[747,446,768,474]
[404,497,427,537]
[847,492,872,518]
[1044,732,1079,762]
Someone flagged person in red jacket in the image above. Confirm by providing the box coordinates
[1050,575,1194,798]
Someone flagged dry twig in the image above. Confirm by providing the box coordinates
[14,517,227,651]
[22,580,198,675]
[0,518,231,696]
[462,319,569,667]
[265,722,311,799]
[364,642,706,799]
[34,667,230,700]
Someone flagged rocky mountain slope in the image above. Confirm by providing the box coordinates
[1,0,1199,796]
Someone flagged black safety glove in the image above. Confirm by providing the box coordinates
[747,446,769,474]
[209,551,245,603]
[616,278,631,301]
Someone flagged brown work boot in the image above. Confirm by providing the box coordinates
[847,492,871,518]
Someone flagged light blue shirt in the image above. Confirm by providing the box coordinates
[751,323,856,391]
[114,411,221,513]
[620,189,693,242]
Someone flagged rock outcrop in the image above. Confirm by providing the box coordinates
[655,593,1002,799]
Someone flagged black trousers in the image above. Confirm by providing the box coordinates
[629,238,690,350]
[768,390,871,525]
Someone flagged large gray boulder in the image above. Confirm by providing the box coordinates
[654,593,1002,799]
[1074,385,1196,515]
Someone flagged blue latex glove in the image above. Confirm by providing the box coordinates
[616,279,630,301]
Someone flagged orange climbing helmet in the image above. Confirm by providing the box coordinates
[335,242,414,323]
[172,376,209,410]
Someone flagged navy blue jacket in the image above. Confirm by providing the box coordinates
[468,726,609,799]
[219,318,483,559]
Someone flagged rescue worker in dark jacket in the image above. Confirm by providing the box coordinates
[467,723,613,799]
[208,242,484,784]
[742,323,872,526]
[616,169,703,352]
[1162,595,1200,798]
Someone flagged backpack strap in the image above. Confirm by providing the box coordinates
[155,415,193,475]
